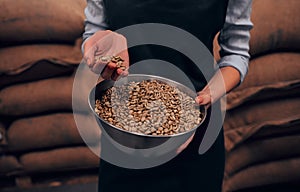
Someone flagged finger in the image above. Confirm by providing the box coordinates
[118,49,130,73]
[110,68,129,81]
[112,46,130,80]
[109,42,129,80]
[83,45,97,69]
[101,62,117,80]
[118,68,129,77]
[93,56,112,74]
[111,71,118,81]
[195,94,211,105]
[85,31,114,70]
[98,40,122,80]
[91,62,106,74]
[112,60,129,81]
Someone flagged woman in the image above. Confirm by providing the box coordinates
[82,0,253,191]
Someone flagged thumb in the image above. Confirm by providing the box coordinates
[195,92,211,106]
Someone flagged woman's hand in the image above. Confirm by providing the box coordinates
[176,89,212,155]
[177,66,241,154]
[195,87,212,106]
[83,30,129,81]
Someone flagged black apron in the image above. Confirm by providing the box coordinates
[98,1,228,191]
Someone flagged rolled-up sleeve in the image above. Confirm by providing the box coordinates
[218,0,253,82]
[82,0,107,52]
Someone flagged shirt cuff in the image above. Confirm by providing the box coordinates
[217,54,249,82]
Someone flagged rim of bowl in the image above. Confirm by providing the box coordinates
[88,74,207,138]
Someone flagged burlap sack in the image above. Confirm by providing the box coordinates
[20,147,99,173]
[0,0,86,45]
[0,60,76,89]
[224,97,300,151]
[7,113,82,152]
[227,79,300,110]
[0,75,77,116]
[0,156,22,176]
[223,157,300,192]
[0,39,83,75]
[249,0,300,56]
[7,113,100,152]
[235,53,300,91]
[225,134,300,177]
[253,119,300,139]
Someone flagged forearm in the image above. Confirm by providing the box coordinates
[82,0,107,52]
[218,0,253,82]
[203,66,240,103]
[196,0,253,104]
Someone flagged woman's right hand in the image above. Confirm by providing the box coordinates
[83,30,129,81]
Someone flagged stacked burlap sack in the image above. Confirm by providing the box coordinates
[0,0,100,189]
[222,0,300,191]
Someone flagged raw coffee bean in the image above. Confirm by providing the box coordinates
[95,79,202,136]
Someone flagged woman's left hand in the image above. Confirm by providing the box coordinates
[176,88,212,154]
[195,88,212,106]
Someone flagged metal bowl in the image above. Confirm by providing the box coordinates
[88,74,207,149]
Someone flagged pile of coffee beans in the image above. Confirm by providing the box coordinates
[95,79,203,136]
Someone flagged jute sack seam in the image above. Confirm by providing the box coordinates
[227,79,300,110]
[225,134,300,177]
[224,114,300,152]
[19,146,99,174]
[0,156,23,176]
[223,156,300,192]
[0,38,83,75]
